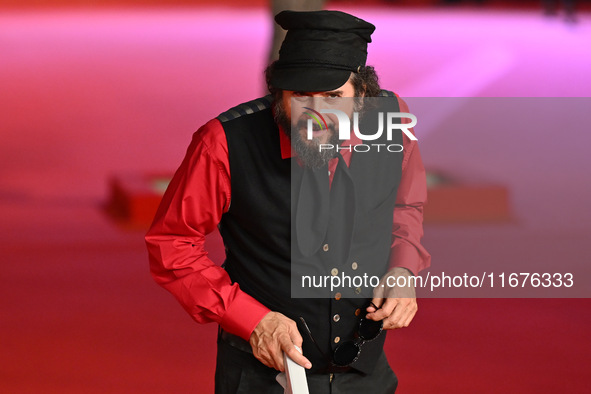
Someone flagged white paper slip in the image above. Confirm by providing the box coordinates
[278,345,310,394]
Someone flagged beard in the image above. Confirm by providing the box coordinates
[274,99,340,170]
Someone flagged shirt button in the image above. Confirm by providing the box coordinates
[355,287,362,295]
[352,262,358,270]
[355,308,361,316]
[335,292,342,300]
[333,314,340,322]
[334,336,341,344]
[323,244,329,252]
[328,170,331,176]
[331,268,339,276]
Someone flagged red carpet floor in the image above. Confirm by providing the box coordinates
[1,6,590,393]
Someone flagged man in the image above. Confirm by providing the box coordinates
[146,10,430,393]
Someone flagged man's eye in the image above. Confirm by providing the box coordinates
[292,92,310,102]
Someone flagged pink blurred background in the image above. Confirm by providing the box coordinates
[1,0,590,392]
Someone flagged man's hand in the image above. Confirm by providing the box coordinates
[365,267,418,330]
[249,311,312,372]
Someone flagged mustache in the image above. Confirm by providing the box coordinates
[294,118,337,133]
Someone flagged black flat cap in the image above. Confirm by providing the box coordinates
[271,10,375,92]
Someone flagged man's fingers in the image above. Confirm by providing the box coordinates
[366,298,397,321]
[401,304,418,327]
[383,309,404,329]
[270,345,285,372]
[253,346,278,370]
[372,285,386,301]
[279,334,312,369]
[366,297,384,313]
[262,338,284,371]
[383,299,417,329]
[250,312,310,371]
[387,300,409,325]
[288,323,304,348]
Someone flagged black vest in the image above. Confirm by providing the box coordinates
[217,92,403,374]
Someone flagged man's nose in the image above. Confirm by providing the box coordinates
[309,96,328,111]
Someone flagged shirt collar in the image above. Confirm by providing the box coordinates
[279,125,295,159]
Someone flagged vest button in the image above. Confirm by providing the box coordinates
[323,244,329,252]
[355,308,361,316]
[352,262,358,270]
[335,292,342,300]
[334,336,341,344]
[333,314,340,322]
[331,268,339,276]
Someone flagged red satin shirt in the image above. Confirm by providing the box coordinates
[146,99,431,341]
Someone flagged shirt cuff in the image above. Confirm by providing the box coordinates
[220,290,271,341]
[388,241,428,276]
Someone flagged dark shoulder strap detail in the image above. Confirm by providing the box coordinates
[379,89,396,98]
[217,95,273,123]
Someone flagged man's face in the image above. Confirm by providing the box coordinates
[275,77,356,169]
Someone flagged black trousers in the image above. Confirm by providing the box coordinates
[215,333,398,394]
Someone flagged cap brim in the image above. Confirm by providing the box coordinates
[270,67,352,92]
